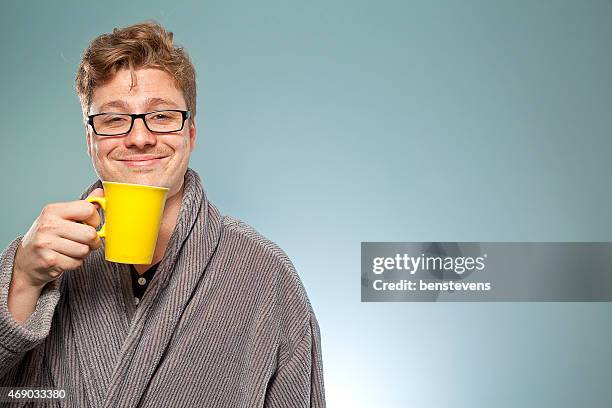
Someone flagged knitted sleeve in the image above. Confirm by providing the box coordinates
[0,236,61,384]
[263,309,326,408]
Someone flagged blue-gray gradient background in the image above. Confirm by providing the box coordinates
[1,1,611,407]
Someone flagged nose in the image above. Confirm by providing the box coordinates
[123,117,157,149]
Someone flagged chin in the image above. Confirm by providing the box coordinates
[99,169,167,188]
[126,174,169,188]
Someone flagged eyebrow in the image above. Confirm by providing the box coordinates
[97,97,181,112]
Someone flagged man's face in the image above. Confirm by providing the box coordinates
[86,68,196,199]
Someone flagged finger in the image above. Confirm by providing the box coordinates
[82,206,101,230]
[48,237,93,259]
[82,188,105,229]
[46,200,99,223]
[52,218,100,248]
[44,250,84,273]
[90,232,102,250]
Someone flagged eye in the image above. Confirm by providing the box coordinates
[101,115,128,124]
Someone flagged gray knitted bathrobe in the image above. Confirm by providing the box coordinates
[0,168,326,407]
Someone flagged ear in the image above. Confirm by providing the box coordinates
[188,118,197,152]
[86,124,93,157]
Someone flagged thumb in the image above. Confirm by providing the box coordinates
[87,187,105,197]
[86,188,105,210]
[83,188,105,247]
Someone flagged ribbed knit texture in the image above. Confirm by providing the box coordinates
[0,168,326,407]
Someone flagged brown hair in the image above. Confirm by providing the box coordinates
[75,20,197,119]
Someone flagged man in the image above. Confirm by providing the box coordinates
[0,21,325,407]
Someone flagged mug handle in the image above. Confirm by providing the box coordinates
[85,196,107,238]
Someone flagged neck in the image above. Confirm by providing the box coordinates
[133,181,184,275]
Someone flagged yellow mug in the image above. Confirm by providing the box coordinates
[85,181,169,264]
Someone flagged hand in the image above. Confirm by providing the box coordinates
[12,188,105,289]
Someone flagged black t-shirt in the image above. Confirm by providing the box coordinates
[129,262,161,306]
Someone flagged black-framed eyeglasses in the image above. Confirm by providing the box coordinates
[87,109,191,136]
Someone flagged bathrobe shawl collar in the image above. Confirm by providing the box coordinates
[67,168,222,407]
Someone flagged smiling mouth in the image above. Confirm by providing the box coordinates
[117,156,168,167]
